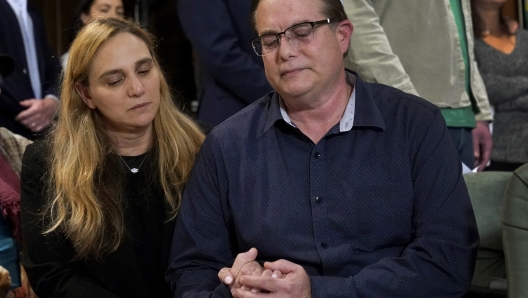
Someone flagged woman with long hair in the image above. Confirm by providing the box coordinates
[471,0,528,171]
[20,18,204,297]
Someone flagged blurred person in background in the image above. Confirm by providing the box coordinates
[61,0,125,69]
[0,53,33,298]
[344,0,493,171]
[0,54,21,298]
[20,18,203,297]
[177,0,272,130]
[472,0,528,171]
[0,0,62,139]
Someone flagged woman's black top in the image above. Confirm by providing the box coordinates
[20,142,174,298]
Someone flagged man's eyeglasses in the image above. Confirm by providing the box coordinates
[251,19,335,56]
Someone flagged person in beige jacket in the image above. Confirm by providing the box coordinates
[344,0,493,171]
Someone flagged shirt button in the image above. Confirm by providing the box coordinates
[314,152,321,159]
[315,196,322,203]
[320,242,328,248]
[22,68,27,74]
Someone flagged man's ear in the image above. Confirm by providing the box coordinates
[336,19,353,53]
[74,82,96,109]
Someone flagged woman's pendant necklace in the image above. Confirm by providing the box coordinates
[118,151,149,174]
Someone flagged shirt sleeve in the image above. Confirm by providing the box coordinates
[177,0,271,104]
[20,143,118,298]
[309,110,479,297]
[470,60,493,122]
[166,135,234,298]
[343,0,419,96]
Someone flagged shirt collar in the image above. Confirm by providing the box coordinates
[6,0,26,13]
[278,77,356,132]
[263,70,385,133]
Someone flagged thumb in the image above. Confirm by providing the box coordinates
[263,259,298,274]
[231,248,258,274]
[238,248,258,264]
[472,135,480,164]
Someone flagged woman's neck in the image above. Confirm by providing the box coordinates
[107,126,154,156]
[476,5,503,36]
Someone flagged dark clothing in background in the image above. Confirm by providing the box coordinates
[0,0,61,139]
[484,160,525,172]
[177,0,271,129]
[167,71,479,298]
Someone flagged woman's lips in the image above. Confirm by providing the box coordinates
[130,102,150,110]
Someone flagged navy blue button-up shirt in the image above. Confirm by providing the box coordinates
[167,71,479,298]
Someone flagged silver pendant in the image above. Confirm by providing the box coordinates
[118,150,149,174]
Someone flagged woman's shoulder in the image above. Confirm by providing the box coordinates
[22,141,50,175]
[514,28,528,52]
[23,140,48,160]
[516,27,528,38]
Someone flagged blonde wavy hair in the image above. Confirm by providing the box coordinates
[45,18,204,260]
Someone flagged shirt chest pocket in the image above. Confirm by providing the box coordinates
[350,184,413,251]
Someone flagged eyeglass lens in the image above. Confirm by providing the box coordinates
[253,22,315,56]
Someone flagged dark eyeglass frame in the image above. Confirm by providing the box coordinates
[250,18,335,56]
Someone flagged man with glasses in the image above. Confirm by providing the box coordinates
[167,0,478,296]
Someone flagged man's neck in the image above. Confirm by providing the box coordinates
[283,76,352,144]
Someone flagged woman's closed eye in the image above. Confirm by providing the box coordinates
[138,68,151,75]
[107,77,123,86]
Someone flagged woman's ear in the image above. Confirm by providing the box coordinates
[75,82,96,109]
[80,13,91,25]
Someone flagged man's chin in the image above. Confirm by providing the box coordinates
[280,86,312,100]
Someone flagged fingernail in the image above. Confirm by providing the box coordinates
[272,273,277,278]
[224,276,233,284]
[251,289,257,293]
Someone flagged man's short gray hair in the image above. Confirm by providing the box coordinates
[250,0,349,33]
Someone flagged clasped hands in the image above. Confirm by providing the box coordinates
[217,248,311,298]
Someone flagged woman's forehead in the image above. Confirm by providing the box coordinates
[90,33,150,74]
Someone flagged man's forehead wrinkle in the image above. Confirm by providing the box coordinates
[256,0,306,29]
[257,3,321,35]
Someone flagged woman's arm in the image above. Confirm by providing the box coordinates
[20,143,118,298]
